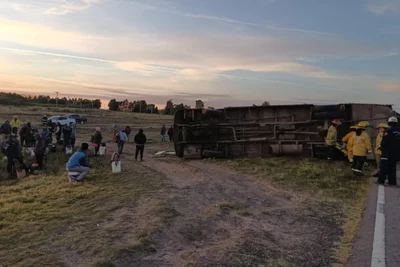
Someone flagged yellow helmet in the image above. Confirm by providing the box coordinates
[350,126,357,129]
[357,121,368,128]
[377,123,388,129]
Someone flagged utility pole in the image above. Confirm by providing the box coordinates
[56,91,59,107]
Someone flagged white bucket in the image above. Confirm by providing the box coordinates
[66,147,73,155]
[99,146,106,155]
[111,161,121,173]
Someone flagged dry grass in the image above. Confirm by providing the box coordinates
[0,152,171,267]
[219,157,371,267]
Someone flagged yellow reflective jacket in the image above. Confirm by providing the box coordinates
[10,119,21,128]
[353,131,372,156]
[325,125,337,146]
[342,132,355,151]
[375,133,383,156]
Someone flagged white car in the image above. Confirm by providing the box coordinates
[48,116,76,126]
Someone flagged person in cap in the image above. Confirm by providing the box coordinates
[10,115,21,135]
[373,123,389,177]
[342,125,357,163]
[325,119,342,160]
[377,116,400,186]
[66,143,91,183]
[351,121,372,176]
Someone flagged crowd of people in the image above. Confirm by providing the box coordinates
[0,114,78,178]
[325,116,400,185]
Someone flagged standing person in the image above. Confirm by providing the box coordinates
[373,123,389,177]
[55,122,62,144]
[325,119,342,160]
[161,125,167,143]
[117,129,128,154]
[377,117,400,186]
[351,121,372,176]
[5,134,22,176]
[112,122,119,139]
[19,123,30,147]
[167,125,173,142]
[70,122,77,149]
[92,127,103,156]
[125,125,132,140]
[134,129,147,161]
[10,116,21,135]
[0,120,12,137]
[66,143,91,183]
[33,133,46,170]
[62,122,73,150]
[342,126,357,163]
[41,115,49,127]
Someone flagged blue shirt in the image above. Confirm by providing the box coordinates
[119,131,128,142]
[66,151,86,169]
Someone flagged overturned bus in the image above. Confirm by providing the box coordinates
[173,103,396,159]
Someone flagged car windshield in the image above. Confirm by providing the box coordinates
[58,117,67,120]
[70,115,79,118]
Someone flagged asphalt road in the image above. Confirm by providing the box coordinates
[348,167,400,267]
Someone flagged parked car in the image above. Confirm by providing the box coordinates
[67,114,87,124]
[48,116,76,126]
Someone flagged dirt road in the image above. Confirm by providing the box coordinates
[109,143,344,267]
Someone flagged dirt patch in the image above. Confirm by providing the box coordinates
[111,145,344,267]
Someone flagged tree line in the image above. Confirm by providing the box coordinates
[0,92,102,109]
[108,98,270,115]
[108,98,212,115]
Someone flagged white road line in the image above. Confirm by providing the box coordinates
[371,185,386,267]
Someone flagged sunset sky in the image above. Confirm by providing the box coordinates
[0,0,399,109]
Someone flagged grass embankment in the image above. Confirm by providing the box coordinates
[219,158,372,267]
[0,152,171,267]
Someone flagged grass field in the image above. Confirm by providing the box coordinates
[0,106,372,267]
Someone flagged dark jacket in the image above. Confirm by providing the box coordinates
[63,126,72,138]
[34,138,46,155]
[125,126,131,135]
[134,131,147,145]
[167,127,173,136]
[92,131,103,144]
[380,125,400,160]
[0,122,11,135]
[5,139,21,158]
[161,127,166,135]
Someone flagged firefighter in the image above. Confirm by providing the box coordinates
[342,126,357,163]
[351,121,372,176]
[373,123,389,177]
[377,117,400,186]
[326,119,342,160]
[10,116,21,135]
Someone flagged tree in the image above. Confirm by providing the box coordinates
[108,99,119,111]
[208,106,215,109]
[195,100,204,109]
[262,101,270,106]
[164,100,174,115]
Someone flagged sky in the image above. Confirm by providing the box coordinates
[0,0,399,109]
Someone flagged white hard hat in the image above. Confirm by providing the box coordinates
[388,116,398,123]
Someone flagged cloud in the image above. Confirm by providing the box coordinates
[45,0,101,15]
[368,0,400,14]
[378,81,400,92]
[184,13,334,36]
